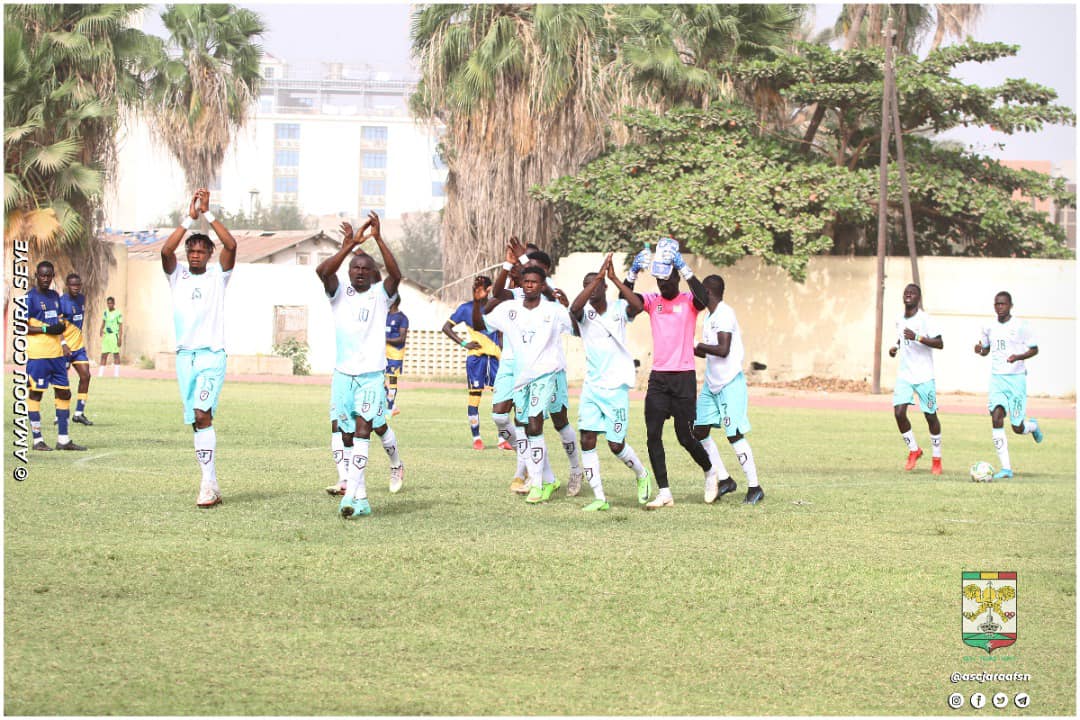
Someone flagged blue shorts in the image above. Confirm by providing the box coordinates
[27,357,70,391]
[988,374,1027,427]
[176,349,227,425]
[893,378,938,414]
[514,370,569,424]
[331,370,388,434]
[67,348,89,365]
[492,357,515,404]
[578,383,630,443]
[695,372,751,439]
[385,358,403,377]
[467,354,499,390]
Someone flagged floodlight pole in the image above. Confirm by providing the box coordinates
[872,19,895,395]
[890,55,921,290]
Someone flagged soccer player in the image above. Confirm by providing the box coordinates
[25,261,87,451]
[58,272,94,425]
[441,275,508,450]
[484,265,575,503]
[624,242,713,509]
[317,213,406,518]
[160,188,236,508]
[888,284,943,474]
[692,274,763,505]
[569,254,651,511]
[385,297,409,416]
[973,291,1044,480]
[98,296,123,377]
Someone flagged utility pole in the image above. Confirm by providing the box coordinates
[872,19,894,395]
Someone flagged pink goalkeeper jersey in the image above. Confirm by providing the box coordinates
[642,292,702,372]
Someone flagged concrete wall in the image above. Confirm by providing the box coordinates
[117,253,1075,395]
[547,253,1076,397]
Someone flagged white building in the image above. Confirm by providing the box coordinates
[105,53,447,231]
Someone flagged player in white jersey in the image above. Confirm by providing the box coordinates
[488,240,582,494]
[317,213,406,518]
[484,265,575,504]
[973,291,1044,480]
[160,189,237,508]
[692,275,764,505]
[888,284,944,475]
[569,254,651,511]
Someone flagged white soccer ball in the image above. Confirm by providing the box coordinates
[970,461,994,483]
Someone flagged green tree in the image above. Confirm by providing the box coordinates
[4,4,157,301]
[538,42,1074,281]
[145,4,264,192]
[410,3,805,296]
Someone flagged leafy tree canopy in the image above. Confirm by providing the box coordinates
[537,41,1074,281]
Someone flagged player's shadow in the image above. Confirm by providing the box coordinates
[369,498,436,516]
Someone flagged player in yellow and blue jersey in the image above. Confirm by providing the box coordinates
[58,272,94,425]
[384,297,409,415]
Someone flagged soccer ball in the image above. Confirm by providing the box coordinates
[969,461,994,483]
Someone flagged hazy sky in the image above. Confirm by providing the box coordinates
[144,2,1076,164]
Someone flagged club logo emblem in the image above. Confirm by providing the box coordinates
[962,572,1017,654]
[192,289,202,300]
[199,390,209,401]
[196,449,213,465]
[508,310,517,321]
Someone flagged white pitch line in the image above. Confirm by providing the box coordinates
[73,451,121,466]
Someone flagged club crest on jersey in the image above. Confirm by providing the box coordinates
[182,270,190,279]
[508,310,517,321]
[656,304,664,313]
[587,309,596,320]
[191,288,202,300]
[346,286,356,296]
[962,572,1017,654]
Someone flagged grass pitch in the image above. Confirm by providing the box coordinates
[5,378,1075,715]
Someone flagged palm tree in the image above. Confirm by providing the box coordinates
[411,3,805,294]
[145,4,265,193]
[929,4,982,51]
[5,4,157,308]
[836,4,981,53]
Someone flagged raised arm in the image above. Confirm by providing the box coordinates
[570,255,610,321]
[315,220,368,296]
[160,193,200,274]
[607,255,644,315]
[367,212,402,298]
[200,189,237,271]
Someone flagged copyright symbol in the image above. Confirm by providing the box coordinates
[13,466,27,481]
[948,693,964,709]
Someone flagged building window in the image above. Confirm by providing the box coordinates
[362,179,386,196]
[362,126,388,141]
[360,208,385,219]
[275,123,300,140]
[431,181,446,197]
[275,150,300,167]
[432,152,447,170]
[295,253,310,265]
[275,176,299,193]
[264,66,276,80]
[362,152,387,169]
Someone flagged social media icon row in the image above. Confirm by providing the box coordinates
[949,692,1030,709]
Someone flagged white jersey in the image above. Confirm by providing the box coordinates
[701,301,745,392]
[980,316,1036,375]
[329,280,391,375]
[895,309,939,385]
[578,299,635,390]
[485,297,572,389]
[501,284,562,363]
[168,263,231,351]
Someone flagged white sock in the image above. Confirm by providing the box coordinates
[901,430,919,452]
[731,438,759,488]
[992,428,1010,470]
[514,425,529,478]
[557,423,582,472]
[699,436,729,478]
[58,433,70,444]
[332,433,349,483]
[582,448,604,500]
[113,364,119,378]
[194,426,218,492]
[930,434,942,459]
[657,486,672,500]
[1021,419,1037,435]
[527,434,547,486]
[493,412,514,446]
[97,366,104,378]
[346,438,369,499]
[543,453,557,484]
[615,444,648,479]
[380,427,401,467]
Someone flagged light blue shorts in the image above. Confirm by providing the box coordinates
[492,357,515,404]
[514,370,569,424]
[578,383,630,443]
[988,374,1027,427]
[695,371,751,439]
[893,378,938,414]
[331,370,388,434]
[176,349,226,425]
